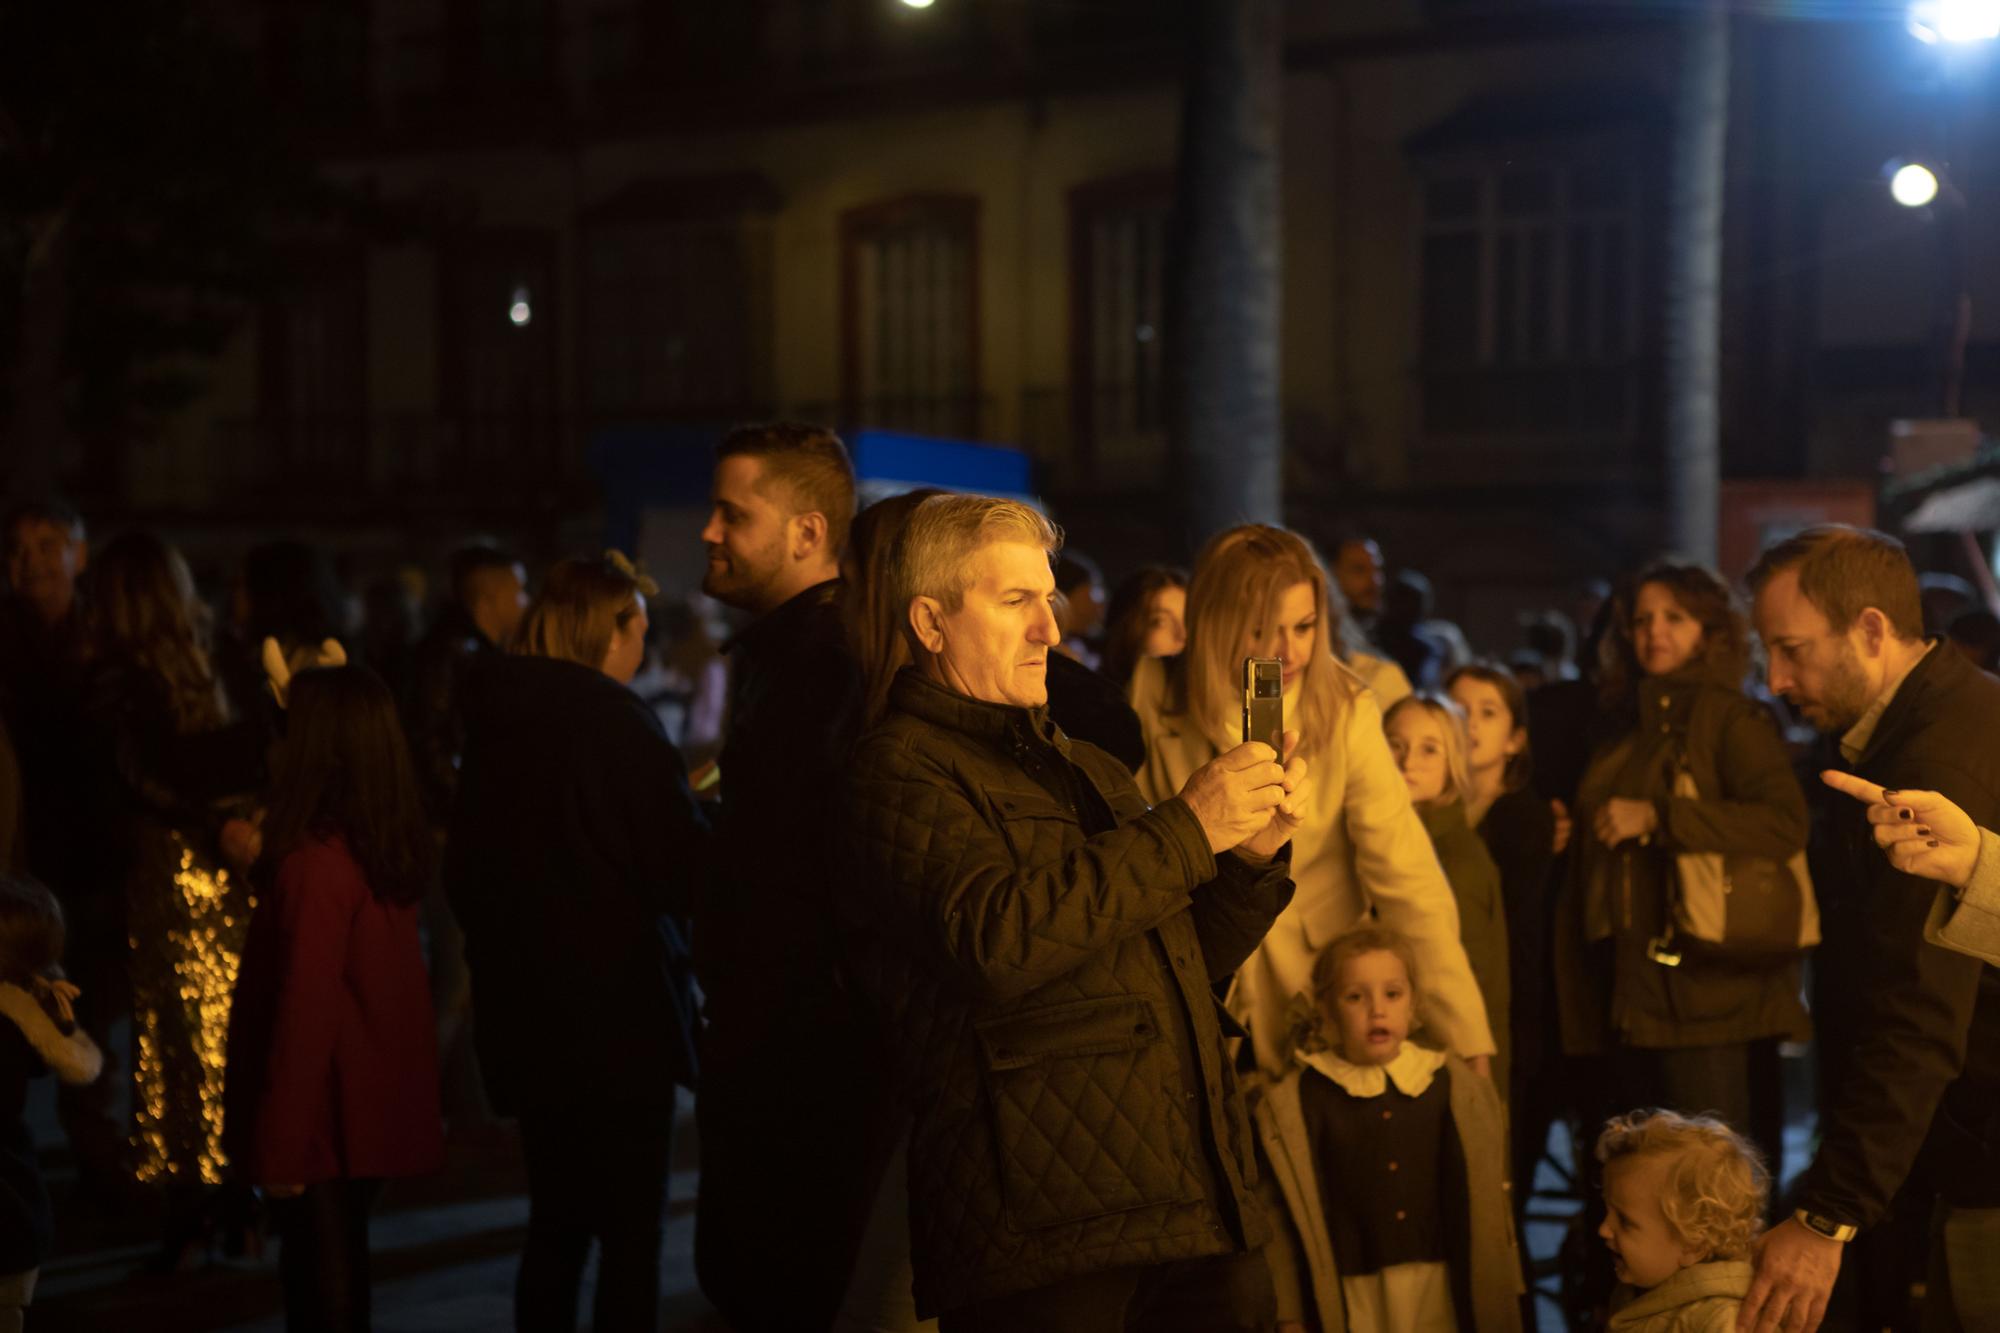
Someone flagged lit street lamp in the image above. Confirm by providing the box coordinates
[1884,159,1972,415]
[1909,0,2000,44]
[1891,161,1942,207]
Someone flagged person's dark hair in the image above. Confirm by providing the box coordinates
[449,543,522,606]
[1385,568,1434,623]
[716,422,857,561]
[0,876,64,988]
[1598,561,1749,709]
[1445,660,1535,793]
[1101,565,1188,690]
[1053,550,1102,598]
[2,498,85,545]
[241,540,346,648]
[1744,524,1924,641]
[260,666,432,906]
[843,488,946,730]
[1521,610,1576,666]
[1948,608,2000,672]
[87,531,228,732]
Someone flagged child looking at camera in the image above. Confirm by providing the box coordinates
[1596,1110,1767,1332]
[1257,924,1521,1333]
[1383,693,1512,1093]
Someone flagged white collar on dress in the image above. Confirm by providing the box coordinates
[1300,1041,1447,1098]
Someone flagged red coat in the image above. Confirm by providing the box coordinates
[223,836,444,1186]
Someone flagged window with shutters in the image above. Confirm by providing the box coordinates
[841,195,980,438]
[1069,174,1171,472]
[1417,158,1644,440]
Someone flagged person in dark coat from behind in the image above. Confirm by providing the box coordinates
[223,665,444,1333]
[447,553,706,1333]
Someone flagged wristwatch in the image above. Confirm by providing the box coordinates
[1794,1209,1858,1243]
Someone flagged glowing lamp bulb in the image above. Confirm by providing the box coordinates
[1909,0,2000,43]
[508,284,533,327]
[900,0,935,8]
[1892,163,1941,208]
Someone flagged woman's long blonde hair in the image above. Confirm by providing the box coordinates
[1167,524,1345,759]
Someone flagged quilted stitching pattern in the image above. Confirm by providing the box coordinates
[840,678,1290,1315]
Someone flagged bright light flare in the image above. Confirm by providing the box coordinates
[1909,0,2000,43]
[509,284,532,327]
[900,0,935,8]
[1892,162,1941,208]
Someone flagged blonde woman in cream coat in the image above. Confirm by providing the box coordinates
[1130,525,1496,1079]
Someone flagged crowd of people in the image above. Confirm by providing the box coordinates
[0,424,1995,1333]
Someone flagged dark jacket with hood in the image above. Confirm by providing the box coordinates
[843,668,1294,1317]
[446,653,705,1116]
[1554,667,1811,1053]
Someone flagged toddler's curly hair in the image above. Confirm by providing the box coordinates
[1596,1109,1768,1261]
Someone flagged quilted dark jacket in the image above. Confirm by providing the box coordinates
[844,668,1295,1317]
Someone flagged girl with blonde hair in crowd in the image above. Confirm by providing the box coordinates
[1257,924,1521,1333]
[1382,693,1512,1094]
[1129,524,1494,1078]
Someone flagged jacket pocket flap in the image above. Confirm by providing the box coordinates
[975,996,1160,1070]
[991,791,1079,823]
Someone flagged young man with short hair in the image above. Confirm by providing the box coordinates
[692,423,881,1331]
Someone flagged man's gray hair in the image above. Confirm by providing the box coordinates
[896,493,1062,613]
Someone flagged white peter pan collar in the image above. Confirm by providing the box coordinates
[1300,1042,1446,1098]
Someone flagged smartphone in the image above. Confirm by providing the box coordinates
[1242,657,1284,753]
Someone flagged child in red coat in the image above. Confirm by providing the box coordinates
[223,665,443,1332]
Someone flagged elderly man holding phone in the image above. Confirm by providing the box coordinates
[843,494,1307,1331]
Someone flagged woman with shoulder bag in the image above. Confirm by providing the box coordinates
[1553,562,1811,1138]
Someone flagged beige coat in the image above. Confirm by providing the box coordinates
[1253,1045,1523,1332]
[1129,657,1495,1075]
[1606,1261,1749,1332]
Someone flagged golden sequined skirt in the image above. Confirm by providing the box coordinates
[128,830,253,1187]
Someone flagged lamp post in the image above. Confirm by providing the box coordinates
[1887,159,1971,417]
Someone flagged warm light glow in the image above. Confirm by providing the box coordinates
[509,284,532,327]
[900,0,935,8]
[1892,163,1941,208]
[132,839,249,1187]
[1909,0,2000,43]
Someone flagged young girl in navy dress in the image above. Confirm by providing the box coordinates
[1257,923,1522,1333]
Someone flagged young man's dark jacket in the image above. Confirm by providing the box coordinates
[842,667,1295,1318]
[694,578,879,1333]
[1801,642,2000,1229]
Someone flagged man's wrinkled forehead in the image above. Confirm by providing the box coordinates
[964,539,1055,595]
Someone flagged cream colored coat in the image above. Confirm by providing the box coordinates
[1129,657,1495,1075]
